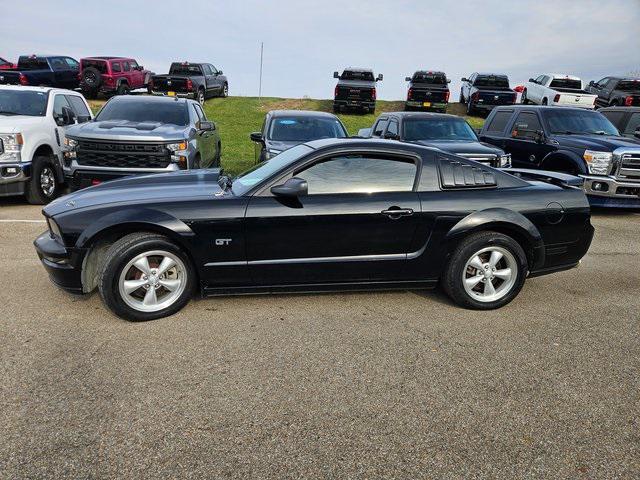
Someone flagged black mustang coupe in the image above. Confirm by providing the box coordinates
[34,139,594,321]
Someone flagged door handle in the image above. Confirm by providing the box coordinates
[381,207,414,219]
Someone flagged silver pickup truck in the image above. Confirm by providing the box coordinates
[62,95,221,190]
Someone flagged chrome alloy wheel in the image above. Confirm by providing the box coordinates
[118,250,187,313]
[40,167,56,197]
[462,246,517,303]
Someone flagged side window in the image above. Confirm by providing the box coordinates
[129,60,138,69]
[595,77,609,88]
[210,65,218,74]
[123,62,131,72]
[387,120,399,137]
[605,78,618,90]
[50,57,67,71]
[624,113,640,135]
[485,111,513,134]
[111,62,121,73]
[193,103,207,122]
[204,65,214,75]
[66,95,91,120]
[469,73,477,83]
[512,112,542,139]
[297,155,417,194]
[372,118,388,137]
[64,57,79,69]
[534,75,544,84]
[600,111,626,129]
[52,94,71,117]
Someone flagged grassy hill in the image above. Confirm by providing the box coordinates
[89,97,485,175]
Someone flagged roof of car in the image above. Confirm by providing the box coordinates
[546,73,582,80]
[343,67,374,73]
[268,110,339,118]
[0,84,82,95]
[107,95,192,105]
[82,56,132,61]
[413,70,446,75]
[600,106,640,113]
[379,111,462,120]
[475,72,509,77]
[491,105,595,113]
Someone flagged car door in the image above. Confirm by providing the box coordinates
[209,64,223,93]
[244,151,422,285]
[602,78,619,105]
[192,102,216,165]
[504,110,553,167]
[128,59,143,88]
[591,77,609,107]
[528,75,544,103]
[371,117,388,138]
[202,64,217,97]
[49,57,71,88]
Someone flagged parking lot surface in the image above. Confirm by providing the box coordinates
[1,201,639,479]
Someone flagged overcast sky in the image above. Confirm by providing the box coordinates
[3,0,639,100]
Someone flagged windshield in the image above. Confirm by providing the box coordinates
[268,116,347,142]
[96,99,188,125]
[474,76,509,88]
[549,78,582,89]
[545,110,619,135]
[412,73,446,84]
[403,118,478,141]
[169,64,202,76]
[341,70,374,81]
[618,80,640,91]
[0,90,49,116]
[232,144,313,196]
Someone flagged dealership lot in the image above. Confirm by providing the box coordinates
[1,203,639,478]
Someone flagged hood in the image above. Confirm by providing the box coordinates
[0,115,47,133]
[411,139,504,155]
[551,134,640,151]
[44,169,225,217]
[66,120,190,142]
[336,79,376,89]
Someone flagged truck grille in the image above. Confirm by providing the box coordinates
[457,153,498,167]
[76,140,171,169]
[618,152,640,180]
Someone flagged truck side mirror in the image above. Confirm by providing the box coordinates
[528,78,536,83]
[333,71,339,79]
[635,127,640,139]
[250,132,263,142]
[447,78,451,83]
[218,70,223,75]
[56,106,76,126]
[588,80,595,87]
[405,76,411,82]
[199,121,215,131]
[461,77,468,82]
[376,74,383,81]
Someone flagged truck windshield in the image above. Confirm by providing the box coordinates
[0,90,49,116]
[232,144,313,196]
[412,73,447,84]
[96,99,188,126]
[268,117,347,142]
[403,118,478,141]
[169,64,202,75]
[545,110,619,135]
[549,78,582,89]
[617,80,640,91]
[341,71,374,81]
[474,76,509,88]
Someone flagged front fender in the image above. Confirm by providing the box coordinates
[445,208,545,270]
[541,150,587,174]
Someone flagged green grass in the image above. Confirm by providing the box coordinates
[89,97,486,175]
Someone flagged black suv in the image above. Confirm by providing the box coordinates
[359,112,509,168]
[333,68,382,113]
[404,71,450,112]
[586,77,640,108]
[479,105,640,207]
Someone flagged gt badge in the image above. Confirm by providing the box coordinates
[215,239,232,246]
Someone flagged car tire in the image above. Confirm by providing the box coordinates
[542,98,548,105]
[197,88,205,105]
[459,89,465,103]
[98,233,196,321]
[442,231,528,310]
[25,156,60,205]
[466,99,475,115]
[333,105,340,113]
[116,83,130,96]
[81,67,103,90]
[221,83,228,98]
[192,154,201,170]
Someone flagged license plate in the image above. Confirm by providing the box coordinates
[423,102,431,107]
[167,91,176,97]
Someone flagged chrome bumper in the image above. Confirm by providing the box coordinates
[581,174,640,198]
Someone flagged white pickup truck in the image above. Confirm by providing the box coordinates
[0,85,93,203]
[522,74,597,109]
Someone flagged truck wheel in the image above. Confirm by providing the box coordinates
[221,83,228,98]
[25,156,61,205]
[197,89,205,105]
[116,83,130,96]
[459,89,465,103]
[333,105,340,113]
[81,67,103,90]
[98,233,196,321]
[466,99,475,115]
[442,231,528,310]
[542,98,548,105]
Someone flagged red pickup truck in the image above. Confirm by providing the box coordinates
[0,57,15,70]
[79,57,152,98]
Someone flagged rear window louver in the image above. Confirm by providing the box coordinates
[438,157,497,188]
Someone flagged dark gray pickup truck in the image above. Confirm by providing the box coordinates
[332,68,383,114]
[149,62,228,105]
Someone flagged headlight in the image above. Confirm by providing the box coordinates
[498,154,511,168]
[64,137,78,148]
[265,149,282,159]
[46,217,63,241]
[167,141,188,152]
[0,133,23,162]
[583,150,612,175]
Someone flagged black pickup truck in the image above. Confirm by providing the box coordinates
[479,105,640,208]
[586,77,640,108]
[599,106,640,139]
[405,71,450,112]
[0,55,80,89]
[333,68,382,113]
[150,62,228,105]
[460,73,516,115]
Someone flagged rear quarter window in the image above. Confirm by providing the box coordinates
[484,110,513,134]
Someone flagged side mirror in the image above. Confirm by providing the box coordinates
[250,131,263,142]
[76,115,91,124]
[589,80,595,87]
[528,78,536,83]
[447,78,451,84]
[384,132,399,140]
[271,177,308,197]
[376,74,383,81]
[461,77,468,82]
[634,127,640,139]
[56,106,76,126]
[333,71,339,79]
[534,129,545,143]
[199,121,215,131]
[218,70,223,75]
[405,76,411,82]
[357,127,372,138]
[136,65,144,71]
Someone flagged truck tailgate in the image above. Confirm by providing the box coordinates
[151,75,190,93]
[554,90,597,108]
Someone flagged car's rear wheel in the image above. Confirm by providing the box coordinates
[116,83,130,95]
[82,67,102,89]
[98,233,196,321]
[442,231,527,310]
[197,88,205,105]
[25,156,60,205]
[221,82,228,97]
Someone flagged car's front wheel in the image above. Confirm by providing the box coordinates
[98,233,196,321]
[442,231,527,310]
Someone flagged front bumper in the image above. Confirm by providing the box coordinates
[581,174,640,207]
[0,162,30,197]
[63,159,184,190]
[34,231,84,293]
